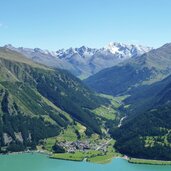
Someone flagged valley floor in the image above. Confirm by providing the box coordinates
[40,137,123,164]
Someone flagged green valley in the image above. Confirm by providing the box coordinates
[0,47,113,153]
[1,42,171,164]
[85,43,171,162]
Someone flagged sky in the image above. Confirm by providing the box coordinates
[0,0,171,50]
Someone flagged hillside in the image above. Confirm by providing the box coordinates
[85,43,171,96]
[110,71,171,160]
[0,47,108,152]
[111,103,171,160]
[84,43,171,161]
[123,74,171,116]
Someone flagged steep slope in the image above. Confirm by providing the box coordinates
[84,43,171,160]
[123,74,171,116]
[110,72,171,160]
[5,43,152,79]
[85,43,171,96]
[0,47,108,152]
[111,103,171,160]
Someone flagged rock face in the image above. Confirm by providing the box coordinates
[3,132,24,145]
[14,132,23,143]
[3,133,13,145]
[4,43,152,79]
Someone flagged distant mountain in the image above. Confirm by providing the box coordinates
[4,43,152,79]
[0,47,107,152]
[85,43,171,96]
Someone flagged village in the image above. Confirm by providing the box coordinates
[56,139,112,153]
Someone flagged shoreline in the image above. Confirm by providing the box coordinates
[1,149,52,156]
[2,150,171,165]
[128,157,171,165]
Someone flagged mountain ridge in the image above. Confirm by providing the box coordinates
[4,42,152,79]
[85,43,171,96]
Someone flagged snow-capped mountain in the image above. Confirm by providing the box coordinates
[105,42,152,58]
[4,43,152,79]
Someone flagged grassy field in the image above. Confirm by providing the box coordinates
[88,153,114,163]
[51,149,122,163]
[92,94,126,120]
[50,150,102,161]
[51,152,85,161]
[88,140,122,163]
[129,158,171,165]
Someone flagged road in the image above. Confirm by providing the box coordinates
[95,139,113,151]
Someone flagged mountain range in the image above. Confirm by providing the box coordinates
[85,43,171,96]
[0,47,108,152]
[1,41,171,161]
[4,43,152,79]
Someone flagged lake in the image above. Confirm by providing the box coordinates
[0,153,171,171]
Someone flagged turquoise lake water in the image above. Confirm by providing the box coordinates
[1,153,171,171]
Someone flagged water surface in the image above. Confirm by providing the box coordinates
[0,153,171,171]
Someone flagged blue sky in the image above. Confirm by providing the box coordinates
[0,0,171,50]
